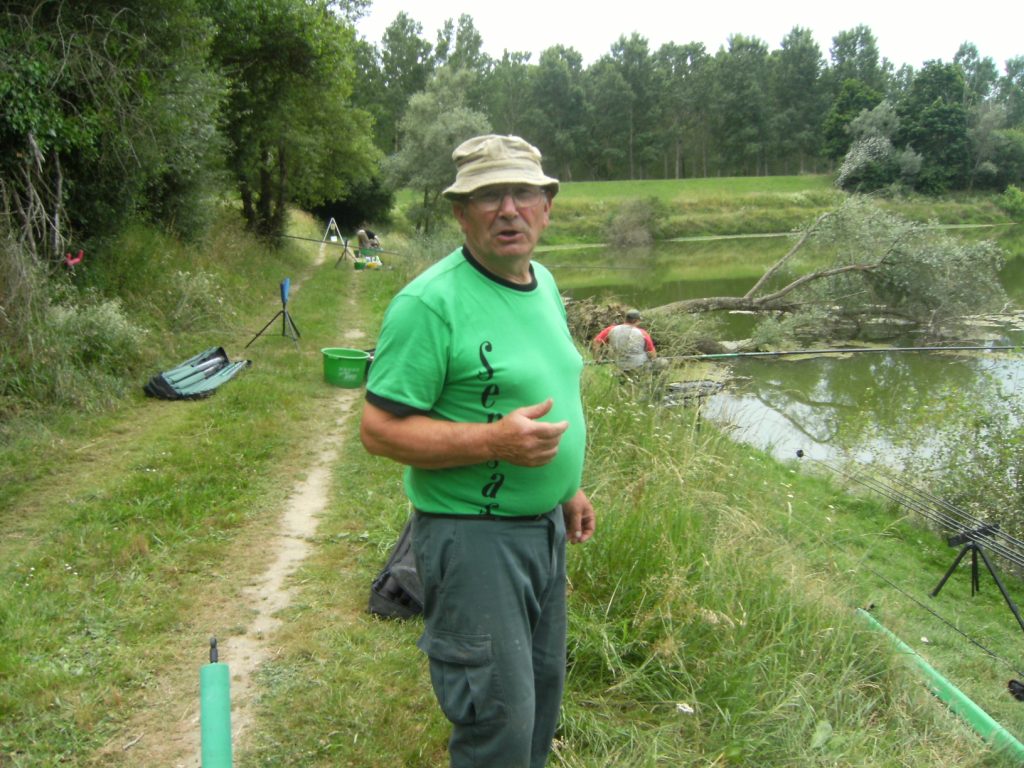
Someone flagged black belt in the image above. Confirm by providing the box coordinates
[414,507,556,522]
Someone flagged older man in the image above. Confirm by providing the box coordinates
[360,134,594,768]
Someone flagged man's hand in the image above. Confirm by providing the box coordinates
[489,399,568,467]
[563,489,595,544]
[361,398,570,470]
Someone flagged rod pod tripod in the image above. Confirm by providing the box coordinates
[931,524,1024,635]
[795,450,1024,636]
[246,278,300,348]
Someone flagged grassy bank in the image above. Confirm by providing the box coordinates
[551,177,1015,244]
[238,334,1024,766]
[3,189,1024,766]
[394,175,1016,246]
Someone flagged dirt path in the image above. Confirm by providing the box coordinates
[98,242,367,767]
[209,364,363,763]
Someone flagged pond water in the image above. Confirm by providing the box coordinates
[545,226,1024,464]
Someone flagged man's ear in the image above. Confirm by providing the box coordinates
[452,202,469,231]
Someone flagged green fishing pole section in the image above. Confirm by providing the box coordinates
[857,609,1024,760]
[587,344,1018,367]
[673,344,1016,361]
[200,637,232,767]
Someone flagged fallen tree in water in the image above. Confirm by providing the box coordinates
[643,196,1008,344]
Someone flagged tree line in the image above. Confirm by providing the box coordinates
[3,1,1024,267]
[354,13,1024,197]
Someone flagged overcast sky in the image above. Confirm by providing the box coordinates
[356,0,1021,72]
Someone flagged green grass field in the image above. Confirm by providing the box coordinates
[556,174,838,202]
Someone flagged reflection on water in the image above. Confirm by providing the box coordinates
[703,391,840,461]
[558,228,1024,464]
[701,346,1024,463]
[545,237,790,308]
[548,237,791,339]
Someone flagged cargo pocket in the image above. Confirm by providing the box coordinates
[417,628,507,725]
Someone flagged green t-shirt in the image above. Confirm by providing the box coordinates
[366,247,585,516]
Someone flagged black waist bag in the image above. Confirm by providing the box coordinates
[368,518,423,619]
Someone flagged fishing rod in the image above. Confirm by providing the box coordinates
[275,233,403,255]
[776,463,1024,677]
[801,447,1024,634]
[867,463,1024,569]
[670,344,1017,361]
[770,468,1024,679]
[796,450,1024,570]
[795,449,953,527]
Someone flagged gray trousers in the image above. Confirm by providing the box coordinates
[412,508,567,768]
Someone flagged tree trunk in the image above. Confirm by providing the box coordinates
[419,188,429,234]
[241,181,254,226]
[628,117,636,180]
[650,262,879,317]
[257,150,274,235]
[271,143,288,235]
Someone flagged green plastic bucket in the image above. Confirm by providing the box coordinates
[321,347,370,388]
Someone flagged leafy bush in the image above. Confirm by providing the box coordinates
[750,306,837,348]
[795,197,1007,336]
[897,373,1024,544]
[1,226,154,417]
[603,196,667,247]
[836,136,921,192]
[998,184,1024,220]
[164,268,232,331]
[46,292,147,370]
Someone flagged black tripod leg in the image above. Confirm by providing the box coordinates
[284,310,301,341]
[976,546,1024,634]
[246,310,284,348]
[335,243,352,267]
[931,544,972,597]
[972,547,981,596]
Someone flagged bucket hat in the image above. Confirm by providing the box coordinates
[442,134,559,199]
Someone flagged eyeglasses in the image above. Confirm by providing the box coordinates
[466,186,546,212]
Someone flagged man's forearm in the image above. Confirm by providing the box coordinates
[360,399,569,470]
[361,409,496,469]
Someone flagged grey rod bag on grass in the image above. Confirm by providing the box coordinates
[369,518,423,619]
